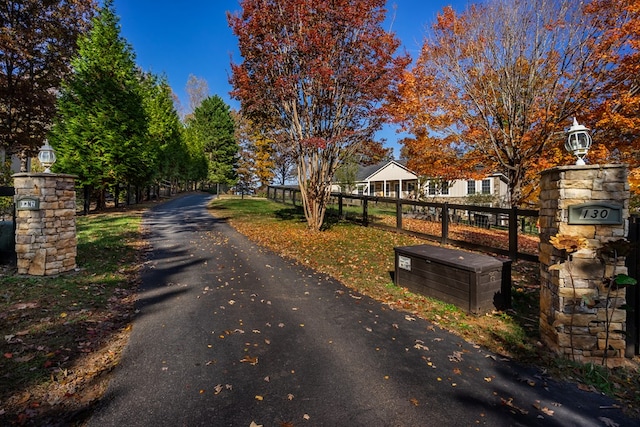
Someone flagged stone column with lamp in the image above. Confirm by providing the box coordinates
[12,142,77,276]
[539,119,630,367]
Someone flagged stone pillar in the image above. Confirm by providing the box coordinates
[539,164,629,366]
[13,173,77,276]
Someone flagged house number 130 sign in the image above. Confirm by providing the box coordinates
[568,203,623,225]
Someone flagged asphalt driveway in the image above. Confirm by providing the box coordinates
[88,193,636,426]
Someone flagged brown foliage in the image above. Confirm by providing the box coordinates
[387,0,630,206]
[228,0,410,230]
[585,0,640,170]
[0,0,96,161]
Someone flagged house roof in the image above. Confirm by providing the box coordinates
[355,160,415,182]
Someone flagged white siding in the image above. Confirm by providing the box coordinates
[367,163,416,181]
[422,175,508,203]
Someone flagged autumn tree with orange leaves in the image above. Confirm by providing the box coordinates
[228,0,409,231]
[587,0,640,167]
[233,110,275,190]
[389,0,633,207]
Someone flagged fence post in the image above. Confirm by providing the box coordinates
[292,189,296,206]
[338,194,343,218]
[282,189,286,204]
[509,207,518,260]
[626,216,640,357]
[396,198,402,230]
[441,203,449,245]
[363,197,369,227]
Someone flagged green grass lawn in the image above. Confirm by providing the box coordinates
[0,209,144,425]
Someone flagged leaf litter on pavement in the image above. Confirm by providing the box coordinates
[208,197,640,421]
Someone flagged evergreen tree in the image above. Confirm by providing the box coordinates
[50,0,147,212]
[183,124,209,188]
[186,95,238,186]
[140,72,187,192]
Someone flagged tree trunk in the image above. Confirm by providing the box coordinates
[297,155,333,232]
[114,185,120,208]
[96,189,106,211]
[83,186,90,215]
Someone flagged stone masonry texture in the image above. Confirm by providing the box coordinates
[539,164,629,367]
[13,173,77,276]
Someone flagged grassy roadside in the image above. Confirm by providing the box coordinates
[0,193,637,425]
[209,196,541,357]
[209,195,640,417]
[0,206,147,425]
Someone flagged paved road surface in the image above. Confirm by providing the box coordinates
[88,193,636,426]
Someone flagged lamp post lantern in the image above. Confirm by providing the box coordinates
[38,140,56,173]
[565,118,592,166]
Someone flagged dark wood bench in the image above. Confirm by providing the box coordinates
[394,245,511,314]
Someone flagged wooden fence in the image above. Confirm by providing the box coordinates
[266,185,539,262]
[625,216,640,356]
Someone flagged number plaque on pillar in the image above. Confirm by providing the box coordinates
[568,202,623,225]
[16,196,40,211]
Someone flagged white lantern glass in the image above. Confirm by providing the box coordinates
[38,141,56,173]
[565,118,592,166]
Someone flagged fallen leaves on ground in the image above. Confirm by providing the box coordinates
[209,199,640,419]
[501,397,529,415]
[240,355,259,365]
[379,216,540,255]
[0,209,146,425]
[533,400,554,416]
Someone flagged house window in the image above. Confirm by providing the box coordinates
[385,183,390,196]
[428,181,437,195]
[481,179,491,194]
[369,183,374,195]
[467,180,476,195]
[442,183,449,195]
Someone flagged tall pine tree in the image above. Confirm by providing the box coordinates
[185,95,238,188]
[140,72,189,195]
[50,0,147,212]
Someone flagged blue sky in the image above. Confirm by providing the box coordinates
[112,0,473,157]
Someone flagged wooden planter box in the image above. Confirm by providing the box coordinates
[394,245,511,314]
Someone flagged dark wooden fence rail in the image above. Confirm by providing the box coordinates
[266,185,539,262]
[626,216,640,356]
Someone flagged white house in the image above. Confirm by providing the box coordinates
[334,159,510,206]
[352,160,418,198]
[422,173,510,206]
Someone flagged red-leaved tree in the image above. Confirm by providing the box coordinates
[388,0,632,207]
[228,0,409,230]
[0,0,95,171]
